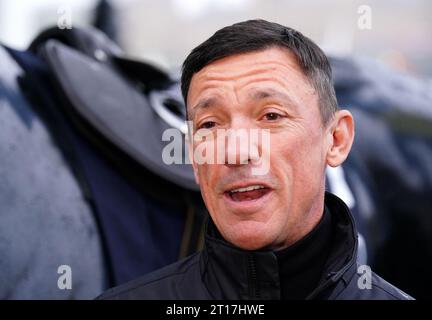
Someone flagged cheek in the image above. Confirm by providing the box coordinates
[197,165,214,214]
[269,129,325,183]
[197,165,210,192]
[197,164,219,203]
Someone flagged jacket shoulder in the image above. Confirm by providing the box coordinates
[96,252,209,300]
[335,268,414,300]
[369,273,414,300]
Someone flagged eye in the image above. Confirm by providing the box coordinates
[263,112,283,121]
[198,121,216,129]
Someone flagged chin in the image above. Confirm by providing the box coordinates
[225,224,273,251]
[231,237,271,251]
[234,241,267,251]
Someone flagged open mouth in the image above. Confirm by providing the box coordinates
[225,185,271,202]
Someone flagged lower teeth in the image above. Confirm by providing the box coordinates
[229,188,267,201]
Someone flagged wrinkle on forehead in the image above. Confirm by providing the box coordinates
[187,48,318,111]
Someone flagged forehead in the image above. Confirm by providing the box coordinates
[187,46,316,108]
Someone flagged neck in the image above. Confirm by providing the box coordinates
[275,191,326,251]
[276,205,333,299]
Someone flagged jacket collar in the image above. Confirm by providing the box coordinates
[199,192,358,300]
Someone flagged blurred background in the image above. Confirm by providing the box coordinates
[1,0,431,77]
[0,0,431,300]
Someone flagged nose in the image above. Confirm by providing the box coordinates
[222,121,261,167]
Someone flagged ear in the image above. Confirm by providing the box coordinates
[326,110,355,167]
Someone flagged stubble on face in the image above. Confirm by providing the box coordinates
[188,47,328,251]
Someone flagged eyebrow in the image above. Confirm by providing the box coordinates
[188,88,299,120]
[188,96,220,120]
[248,89,300,110]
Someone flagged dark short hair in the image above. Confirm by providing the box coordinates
[181,19,338,124]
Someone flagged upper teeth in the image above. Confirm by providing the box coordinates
[230,185,265,193]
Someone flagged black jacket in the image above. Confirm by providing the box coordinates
[98,193,413,300]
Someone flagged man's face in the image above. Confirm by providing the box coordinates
[187,47,332,251]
